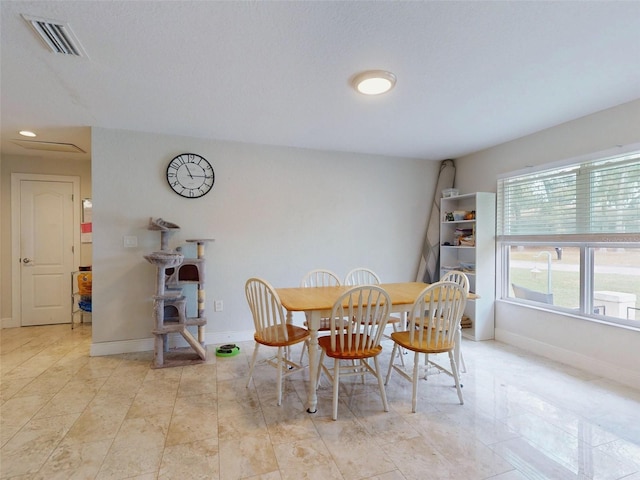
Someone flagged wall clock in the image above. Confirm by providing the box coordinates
[166,153,215,198]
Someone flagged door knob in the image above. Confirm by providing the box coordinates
[22,258,32,264]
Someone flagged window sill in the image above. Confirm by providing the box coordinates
[497,298,640,333]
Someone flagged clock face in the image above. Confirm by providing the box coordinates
[166,153,215,198]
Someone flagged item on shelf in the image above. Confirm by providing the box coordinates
[79,297,92,312]
[459,262,475,272]
[458,236,475,247]
[460,315,472,329]
[77,271,92,295]
[444,212,455,222]
[442,188,459,198]
[453,210,468,221]
[454,227,474,246]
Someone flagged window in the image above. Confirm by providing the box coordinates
[497,147,640,328]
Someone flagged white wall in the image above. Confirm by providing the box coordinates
[454,99,640,389]
[90,128,439,354]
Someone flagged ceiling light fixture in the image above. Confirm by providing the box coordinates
[19,130,37,137]
[352,70,396,95]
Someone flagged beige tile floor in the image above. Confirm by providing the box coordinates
[1,324,640,480]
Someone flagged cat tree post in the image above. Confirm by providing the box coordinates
[186,238,214,345]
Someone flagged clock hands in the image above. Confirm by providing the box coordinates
[184,164,194,179]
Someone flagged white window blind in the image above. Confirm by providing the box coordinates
[497,151,640,241]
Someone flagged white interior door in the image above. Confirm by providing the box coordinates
[19,179,75,326]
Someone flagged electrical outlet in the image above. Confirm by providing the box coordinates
[214,300,223,312]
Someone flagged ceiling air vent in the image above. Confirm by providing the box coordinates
[21,14,87,57]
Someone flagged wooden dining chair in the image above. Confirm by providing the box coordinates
[440,270,469,373]
[344,267,405,366]
[299,269,342,363]
[317,285,391,420]
[385,281,466,412]
[301,269,342,288]
[344,267,381,286]
[245,277,310,406]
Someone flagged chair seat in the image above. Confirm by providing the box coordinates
[255,324,309,347]
[390,330,454,354]
[318,334,383,359]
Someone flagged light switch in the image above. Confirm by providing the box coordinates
[123,235,138,248]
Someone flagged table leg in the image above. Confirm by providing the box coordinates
[306,310,320,413]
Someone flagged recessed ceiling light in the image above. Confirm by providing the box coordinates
[352,70,396,95]
[19,130,37,137]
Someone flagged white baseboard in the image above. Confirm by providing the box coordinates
[1,317,19,329]
[495,328,640,391]
[89,329,255,357]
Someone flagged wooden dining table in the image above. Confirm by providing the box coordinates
[276,281,476,413]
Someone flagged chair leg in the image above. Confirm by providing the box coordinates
[423,353,430,379]
[373,356,389,412]
[460,350,467,373]
[448,351,464,405]
[332,359,340,420]
[299,339,308,364]
[275,346,284,406]
[412,351,420,413]
[246,342,260,388]
[385,343,398,385]
[391,322,405,367]
[316,350,327,389]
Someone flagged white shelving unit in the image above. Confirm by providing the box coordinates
[440,192,496,340]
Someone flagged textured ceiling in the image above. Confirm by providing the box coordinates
[1,1,639,162]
